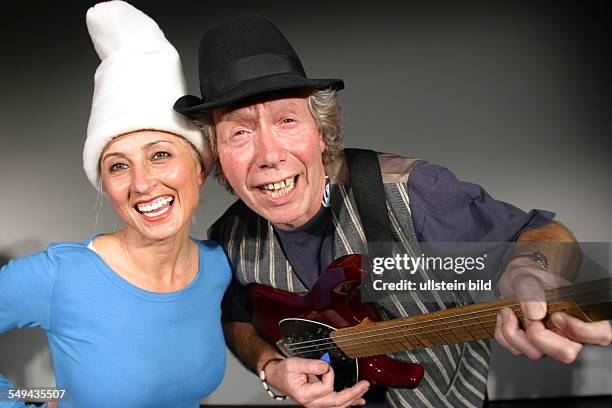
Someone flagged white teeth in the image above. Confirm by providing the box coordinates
[279,180,286,188]
[137,196,173,213]
[142,206,170,218]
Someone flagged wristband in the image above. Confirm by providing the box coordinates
[509,251,549,271]
[259,358,287,401]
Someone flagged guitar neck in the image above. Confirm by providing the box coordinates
[332,278,612,358]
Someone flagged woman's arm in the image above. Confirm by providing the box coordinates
[1,248,57,407]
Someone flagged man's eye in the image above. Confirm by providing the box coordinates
[229,129,250,143]
[281,118,295,124]
[152,151,171,160]
[109,163,128,172]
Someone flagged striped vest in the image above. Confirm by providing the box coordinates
[211,152,490,408]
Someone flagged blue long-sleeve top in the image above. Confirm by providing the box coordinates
[0,236,231,408]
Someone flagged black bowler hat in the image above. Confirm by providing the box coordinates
[174,14,344,116]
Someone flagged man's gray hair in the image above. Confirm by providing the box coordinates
[193,88,342,188]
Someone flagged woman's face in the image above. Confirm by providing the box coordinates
[100,130,204,242]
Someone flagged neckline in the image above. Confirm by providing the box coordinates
[274,204,331,238]
[83,234,205,302]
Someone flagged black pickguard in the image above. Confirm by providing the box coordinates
[276,318,358,391]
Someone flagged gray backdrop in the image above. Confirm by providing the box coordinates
[1,0,610,404]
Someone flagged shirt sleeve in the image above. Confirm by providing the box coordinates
[0,248,57,407]
[408,161,555,243]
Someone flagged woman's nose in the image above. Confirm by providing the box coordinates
[130,163,156,194]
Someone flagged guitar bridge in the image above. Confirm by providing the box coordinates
[276,339,293,357]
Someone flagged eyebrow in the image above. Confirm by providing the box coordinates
[101,139,174,162]
[224,109,256,122]
[223,103,300,122]
[144,139,174,149]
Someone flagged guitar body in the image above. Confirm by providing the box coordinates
[249,254,425,390]
[250,254,612,391]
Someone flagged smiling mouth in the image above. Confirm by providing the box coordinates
[257,176,297,198]
[135,196,174,218]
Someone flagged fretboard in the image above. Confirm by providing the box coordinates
[332,277,611,358]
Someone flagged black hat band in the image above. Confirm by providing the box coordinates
[202,53,305,97]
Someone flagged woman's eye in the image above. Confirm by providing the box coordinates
[281,118,295,124]
[152,151,171,160]
[109,162,128,172]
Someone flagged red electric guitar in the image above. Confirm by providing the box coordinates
[249,254,612,391]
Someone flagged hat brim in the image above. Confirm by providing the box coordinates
[174,73,344,117]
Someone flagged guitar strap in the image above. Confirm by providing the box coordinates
[344,148,395,403]
[344,148,396,249]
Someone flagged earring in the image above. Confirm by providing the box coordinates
[321,176,331,208]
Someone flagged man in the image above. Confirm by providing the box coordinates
[174,15,611,407]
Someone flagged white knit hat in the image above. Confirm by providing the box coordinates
[84,0,211,190]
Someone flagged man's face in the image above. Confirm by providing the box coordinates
[213,96,326,230]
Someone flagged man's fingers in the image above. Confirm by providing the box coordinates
[500,307,544,359]
[286,357,330,376]
[304,380,369,408]
[523,318,583,364]
[495,312,522,355]
[298,365,335,402]
[316,381,369,408]
[349,397,367,406]
[514,275,547,320]
[520,301,547,321]
[552,312,612,347]
[276,358,333,405]
[321,365,335,388]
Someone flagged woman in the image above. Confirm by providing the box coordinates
[0,2,230,407]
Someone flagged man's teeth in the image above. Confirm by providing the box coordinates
[262,177,295,197]
[137,196,173,214]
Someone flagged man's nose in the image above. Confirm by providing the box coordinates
[254,126,286,168]
[130,163,156,194]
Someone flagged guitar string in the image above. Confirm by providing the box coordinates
[284,290,610,354]
[281,283,610,350]
[293,317,493,356]
[286,292,610,353]
[285,296,610,356]
[283,285,609,351]
[285,298,608,355]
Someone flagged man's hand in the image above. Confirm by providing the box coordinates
[265,357,370,407]
[224,322,369,407]
[495,274,611,363]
